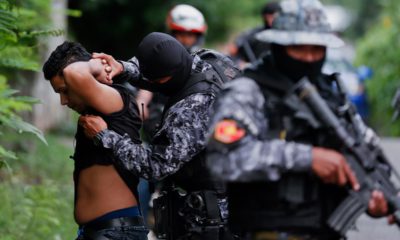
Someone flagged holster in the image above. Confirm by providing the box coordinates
[153,187,186,239]
[153,187,225,240]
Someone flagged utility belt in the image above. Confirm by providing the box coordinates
[153,186,227,240]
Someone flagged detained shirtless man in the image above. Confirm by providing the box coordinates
[42,41,148,240]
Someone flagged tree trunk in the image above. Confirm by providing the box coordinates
[32,0,70,131]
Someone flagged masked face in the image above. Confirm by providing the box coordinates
[156,75,184,96]
[272,44,326,81]
[142,69,188,97]
[137,32,194,96]
[141,75,174,95]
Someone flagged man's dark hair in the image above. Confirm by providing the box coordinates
[42,41,91,80]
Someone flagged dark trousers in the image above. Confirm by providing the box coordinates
[76,216,148,240]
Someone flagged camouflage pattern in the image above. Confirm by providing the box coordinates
[118,55,211,84]
[98,54,232,221]
[256,0,344,48]
[100,93,213,181]
[98,55,213,181]
[206,77,313,182]
[118,57,141,83]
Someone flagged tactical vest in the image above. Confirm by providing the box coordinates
[164,49,240,111]
[164,49,240,193]
[227,56,349,236]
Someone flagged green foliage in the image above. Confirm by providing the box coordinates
[0,0,57,164]
[0,0,63,72]
[176,0,266,41]
[0,133,76,240]
[322,0,382,40]
[0,75,47,165]
[69,0,383,59]
[69,0,266,59]
[355,0,400,135]
[7,133,74,184]
[0,182,75,240]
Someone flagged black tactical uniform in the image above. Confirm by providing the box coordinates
[95,33,240,240]
[233,1,280,64]
[207,1,384,239]
[235,26,270,63]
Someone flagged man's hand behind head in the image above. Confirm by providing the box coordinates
[89,58,112,85]
[92,52,124,82]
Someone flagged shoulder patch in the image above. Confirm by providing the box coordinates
[213,119,245,144]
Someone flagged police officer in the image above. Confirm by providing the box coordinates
[79,32,240,240]
[231,1,280,67]
[166,4,207,53]
[207,0,390,239]
[133,5,208,223]
[137,3,208,139]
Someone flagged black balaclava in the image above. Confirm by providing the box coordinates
[137,32,194,96]
[271,44,326,82]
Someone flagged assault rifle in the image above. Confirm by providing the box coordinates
[292,77,400,235]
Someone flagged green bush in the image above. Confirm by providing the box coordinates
[0,132,76,240]
[355,0,400,135]
[0,0,65,166]
[0,1,75,239]
[0,76,45,166]
[4,132,75,184]
[0,182,75,240]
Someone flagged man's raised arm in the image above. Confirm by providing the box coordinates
[62,60,123,114]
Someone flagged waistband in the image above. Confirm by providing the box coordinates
[81,206,141,228]
[83,216,145,231]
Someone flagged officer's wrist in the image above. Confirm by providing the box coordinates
[113,61,128,83]
[116,60,125,74]
[93,129,121,149]
[93,129,108,147]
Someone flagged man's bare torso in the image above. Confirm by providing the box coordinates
[74,164,137,224]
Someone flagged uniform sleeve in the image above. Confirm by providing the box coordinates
[98,94,214,181]
[206,77,313,182]
[113,57,141,85]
